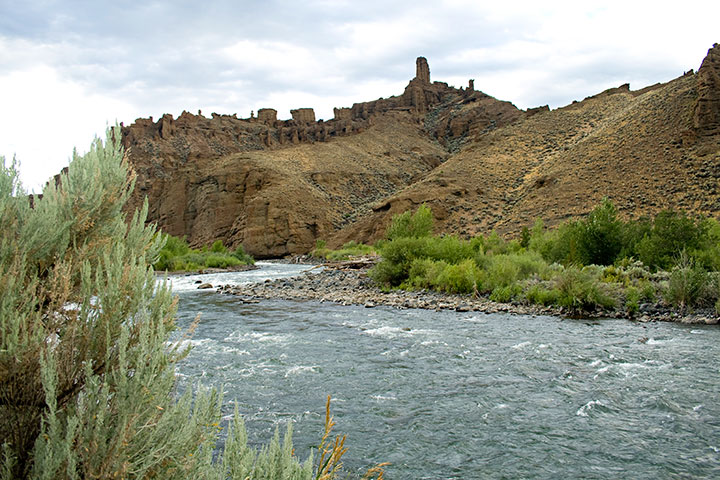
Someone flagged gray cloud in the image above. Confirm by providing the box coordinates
[2,1,719,189]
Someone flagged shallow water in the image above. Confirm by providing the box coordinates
[173,262,720,479]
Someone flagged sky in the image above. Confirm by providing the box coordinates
[1,1,718,192]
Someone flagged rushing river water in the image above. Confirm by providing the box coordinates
[170,262,720,479]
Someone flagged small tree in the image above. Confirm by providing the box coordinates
[386,204,433,240]
[575,198,623,266]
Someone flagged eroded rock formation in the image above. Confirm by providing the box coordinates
[694,43,720,135]
[121,57,522,256]
[116,48,719,258]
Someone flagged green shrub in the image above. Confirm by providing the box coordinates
[637,210,708,270]
[638,279,657,302]
[0,129,368,480]
[210,239,227,253]
[619,216,652,259]
[554,266,617,311]
[386,203,433,240]
[532,220,582,265]
[625,286,641,315]
[520,226,531,248]
[524,284,561,306]
[483,230,508,255]
[321,241,376,261]
[574,198,623,266]
[490,284,522,303]
[405,258,443,290]
[154,234,253,271]
[665,254,711,310]
[232,244,255,264]
[483,255,521,292]
[435,259,479,294]
[426,234,476,264]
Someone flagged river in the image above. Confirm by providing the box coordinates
[169,262,720,479]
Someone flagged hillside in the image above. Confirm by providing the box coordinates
[122,45,720,257]
[122,57,521,257]
[330,44,720,246]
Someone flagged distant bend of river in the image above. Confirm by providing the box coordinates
[170,262,720,479]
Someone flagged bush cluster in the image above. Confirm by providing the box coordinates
[154,235,254,271]
[366,202,720,314]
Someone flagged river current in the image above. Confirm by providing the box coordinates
[170,262,720,479]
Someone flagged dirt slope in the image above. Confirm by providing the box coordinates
[330,47,720,246]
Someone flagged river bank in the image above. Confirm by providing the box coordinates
[213,263,719,325]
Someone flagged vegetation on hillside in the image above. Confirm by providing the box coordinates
[0,130,379,479]
[367,202,720,315]
[154,234,254,271]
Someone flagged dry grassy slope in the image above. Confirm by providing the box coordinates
[133,111,446,257]
[330,73,720,246]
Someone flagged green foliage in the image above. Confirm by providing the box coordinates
[210,239,226,253]
[0,131,357,480]
[371,202,720,316]
[386,203,433,240]
[232,243,255,265]
[625,286,641,315]
[636,210,708,270]
[312,240,376,261]
[529,202,718,272]
[665,253,711,310]
[426,235,478,264]
[215,405,314,479]
[574,198,623,265]
[154,234,254,271]
[434,259,479,294]
[482,255,521,292]
[0,130,224,478]
[554,266,617,311]
[490,284,522,303]
[370,237,432,286]
[524,284,561,306]
[519,226,531,249]
[531,220,581,265]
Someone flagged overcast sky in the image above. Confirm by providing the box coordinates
[1,1,718,191]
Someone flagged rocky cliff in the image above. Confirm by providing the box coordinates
[122,57,523,257]
[122,47,720,257]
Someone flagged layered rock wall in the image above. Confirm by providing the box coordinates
[291,108,316,124]
[257,108,277,124]
[694,43,720,135]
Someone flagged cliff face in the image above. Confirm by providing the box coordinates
[122,47,720,257]
[123,111,451,257]
[694,43,720,136]
[122,57,522,257]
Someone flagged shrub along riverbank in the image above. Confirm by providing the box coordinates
[320,202,720,317]
[154,234,254,272]
[1,130,383,479]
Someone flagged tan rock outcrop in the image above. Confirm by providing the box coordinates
[333,107,351,120]
[694,43,720,135]
[257,108,277,125]
[291,108,316,124]
[416,56,430,84]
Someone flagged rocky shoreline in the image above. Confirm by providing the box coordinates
[214,263,719,325]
